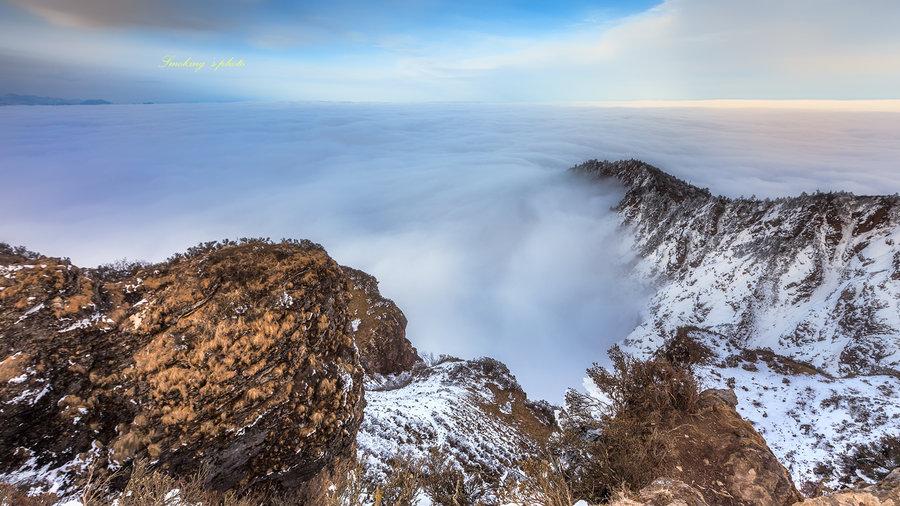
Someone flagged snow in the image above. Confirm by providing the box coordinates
[6,383,50,406]
[7,373,28,384]
[358,359,543,501]
[0,442,99,499]
[15,302,44,323]
[613,179,900,487]
[57,312,113,333]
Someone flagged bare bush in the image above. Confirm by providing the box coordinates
[375,457,422,505]
[419,448,477,506]
[559,345,701,503]
[839,434,900,485]
[500,456,573,506]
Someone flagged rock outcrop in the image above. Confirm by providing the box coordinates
[672,389,802,505]
[343,266,420,376]
[0,240,364,499]
[574,160,900,486]
[610,478,710,506]
[796,468,900,505]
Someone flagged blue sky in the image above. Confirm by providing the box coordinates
[1,0,899,103]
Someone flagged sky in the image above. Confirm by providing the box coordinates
[2,103,899,399]
[2,0,900,102]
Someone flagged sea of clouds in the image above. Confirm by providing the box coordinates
[2,103,899,400]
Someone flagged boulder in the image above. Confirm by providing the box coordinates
[604,388,802,506]
[796,468,900,506]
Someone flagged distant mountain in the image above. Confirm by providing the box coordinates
[0,93,111,106]
[574,159,900,488]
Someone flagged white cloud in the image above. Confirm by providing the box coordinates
[423,0,900,100]
[1,103,899,399]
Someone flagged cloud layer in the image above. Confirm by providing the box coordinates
[2,103,899,399]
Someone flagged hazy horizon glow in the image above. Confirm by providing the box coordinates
[2,102,900,400]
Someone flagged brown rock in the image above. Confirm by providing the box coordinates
[662,389,802,505]
[638,478,710,505]
[795,468,900,506]
[342,266,420,375]
[607,388,802,506]
[0,240,365,497]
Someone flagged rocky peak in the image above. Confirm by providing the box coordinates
[572,159,712,207]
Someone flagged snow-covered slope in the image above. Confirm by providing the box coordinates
[358,357,555,502]
[574,159,900,487]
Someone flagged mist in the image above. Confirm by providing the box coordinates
[2,102,899,400]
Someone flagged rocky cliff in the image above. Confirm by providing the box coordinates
[343,266,420,376]
[0,239,557,504]
[0,240,364,500]
[343,266,557,503]
[574,159,900,488]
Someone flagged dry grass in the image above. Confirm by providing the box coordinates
[0,352,29,383]
[80,461,257,506]
[0,483,57,506]
[500,457,573,506]
[560,345,700,503]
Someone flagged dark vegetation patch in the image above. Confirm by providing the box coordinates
[839,434,900,486]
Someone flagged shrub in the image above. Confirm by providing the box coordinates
[418,448,477,506]
[839,434,900,485]
[559,346,701,502]
[499,456,573,506]
[80,460,255,506]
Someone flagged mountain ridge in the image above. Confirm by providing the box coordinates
[574,159,900,487]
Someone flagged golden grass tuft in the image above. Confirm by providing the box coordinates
[0,352,29,383]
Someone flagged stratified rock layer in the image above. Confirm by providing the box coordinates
[0,240,364,497]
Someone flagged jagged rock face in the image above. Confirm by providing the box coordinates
[573,160,900,486]
[358,356,556,504]
[342,266,420,375]
[0,241,364,497]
